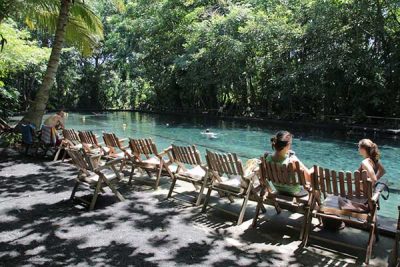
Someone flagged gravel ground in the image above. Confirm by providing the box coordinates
[0,148,394,266]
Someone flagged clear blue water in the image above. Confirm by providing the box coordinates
[65,112,400,218]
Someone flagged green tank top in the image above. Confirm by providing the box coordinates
[265,154,302,195]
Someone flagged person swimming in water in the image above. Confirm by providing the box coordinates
[202,129,218,139]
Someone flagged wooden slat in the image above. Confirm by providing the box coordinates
[194,147,201,164]
[319,167,326,194]
[259,157,267,187]
[184,147,189,163]
[190,146,197,164]
[331,170,338,195]
[338,171,345,197]
[208,151,216,173]
[270,162,278,183]
[226,154,235,174]
[209,152,217,172]
[288,163,295,184]
[275,162,282,183]
[265,162,274,183]
[312,166,319,190]
[354,171,361,198]
[217,154,227,174]
[151,141,158,155]
[324,168,332,194]
[63,129,80,142]
[183,146,191,164]
[346,171,353,199]
[213,153,220,174]
[361,170,369,198]
[180,146,186,162]
[282,164,289,184]
[236,156,244,176]
[295,161,306,185]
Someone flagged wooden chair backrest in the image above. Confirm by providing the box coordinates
[259,156,306,188]
[171,144,202,165]
[129,138,158,159]
[103,133,121,148]
[79,131,99,146]
[67,148,91,171]
[206,150,243,176]
[312,165,373,200]
[63,129,80,143]
[67,148,101,172]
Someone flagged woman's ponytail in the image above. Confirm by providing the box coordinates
[359,139,380,164]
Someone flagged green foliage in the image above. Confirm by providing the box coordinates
[0,21,49,81]
[3,0,400,120]
[0,132,22,148]
[3,0,104,57]
[0,21,49,117]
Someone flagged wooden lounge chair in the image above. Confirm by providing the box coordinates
[54,129,81,161]
[102,132,132,171]
[201,150,263,225]
[66,148,125,211]
[252,157,312,239]
[167,144,208,205]
[102,132,130,158]
[79,130,109,155]
[301,166,381,264]
[391,206,400,267]
[128,138,175,189]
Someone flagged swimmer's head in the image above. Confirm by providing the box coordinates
[206,129,210,133]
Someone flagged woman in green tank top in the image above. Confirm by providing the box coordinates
[266,131,313,195]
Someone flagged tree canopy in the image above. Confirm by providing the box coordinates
[1,0,400,122]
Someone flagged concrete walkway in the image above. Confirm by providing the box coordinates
[0,148,395,266]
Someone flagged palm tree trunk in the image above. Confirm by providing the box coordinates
[22,0,72,128]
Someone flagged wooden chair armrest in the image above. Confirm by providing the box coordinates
[158,146,173,161]
[158,146,172,156]
[87,153,102,160]
[95,158,123,171]
[200,164,208,171]
[120,145,129,151]
[371,191,381,203]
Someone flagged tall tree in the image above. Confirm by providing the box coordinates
[20,0,104,127]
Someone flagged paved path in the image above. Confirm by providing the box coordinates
[0,148,394,266]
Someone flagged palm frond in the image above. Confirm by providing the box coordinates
[70,2,103,37]
[65,15,103,56]
[5,0,125,56]
[21,0,103,56]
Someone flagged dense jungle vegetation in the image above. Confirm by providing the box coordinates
[1,0,400,122]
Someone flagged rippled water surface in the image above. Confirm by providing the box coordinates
[65,112,400,218]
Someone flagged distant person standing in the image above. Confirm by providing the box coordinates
[218,105,225,116]
[44,110,65,130]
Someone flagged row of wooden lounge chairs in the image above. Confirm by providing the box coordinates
[59,128,380,264]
